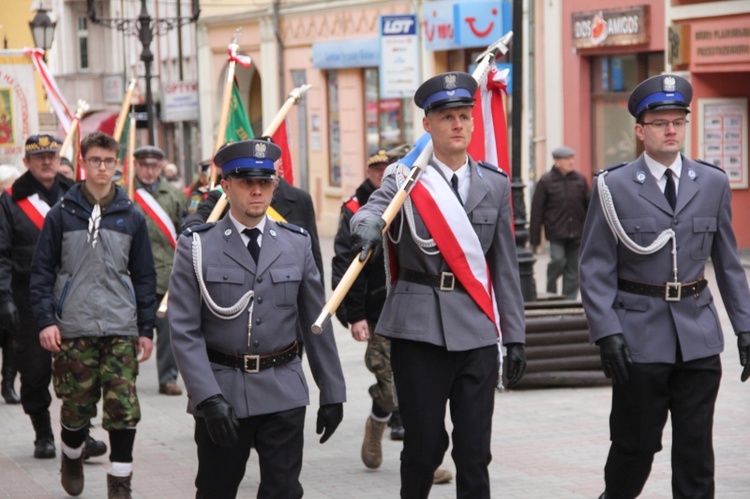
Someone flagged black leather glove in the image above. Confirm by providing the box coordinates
[597,334,633,385]
[504,343,527,389]
[316,403,343,444]
[351,217,385,262]
[198,394,240,447]
[0,299,19,335]
[738,332,750,382]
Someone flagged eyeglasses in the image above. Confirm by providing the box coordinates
[86,157,117,168]
[641,119,689,130]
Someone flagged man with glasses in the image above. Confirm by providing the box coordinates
[580,74,750,498]
[0,135,106,460]
[30,131,156,498]
[132,145,186,396]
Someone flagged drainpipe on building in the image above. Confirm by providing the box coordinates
[273,0,284,109]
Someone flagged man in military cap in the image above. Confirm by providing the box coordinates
[168,139,346,498]
[529,145,590,299]
[350,72,526,498]
[580,74,750,498]
[0,135,106,459]
[132,145,187,396]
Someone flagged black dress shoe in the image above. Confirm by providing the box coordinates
[389,412,405,441]
[34,436,56,459]
[1,381,20,404]
[83,435,107,460]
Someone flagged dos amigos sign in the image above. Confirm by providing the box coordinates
[572,6,650,49]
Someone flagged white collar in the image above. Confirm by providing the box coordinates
[644,153,682,181]
[432,155,469,182]
[229,211,267,235]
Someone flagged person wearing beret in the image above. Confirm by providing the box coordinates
[132,145,187,396]
[0,135,106,460]
[529,145,590,299]
[580,74,750,498]
[168,139,346,498]
[350,72,526,499]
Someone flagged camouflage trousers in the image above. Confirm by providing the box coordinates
[365,331,398,414]
[52,336,141,431]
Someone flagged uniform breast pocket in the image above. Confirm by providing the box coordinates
[205,266,247,305]
[270,267,302,309]
[471,209,499,251]
[620,217,657,257]
[691,217,717,260]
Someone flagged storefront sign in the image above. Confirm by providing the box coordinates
[161,81,199,122]
[699,97,748,189]
[0,50,39,166]
[572,6,650,49]
[691,18,750,66]
[312,39,379,69]
[423,0,512,51]
[380,14,420,99]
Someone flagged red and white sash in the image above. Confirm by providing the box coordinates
[134,188,177,248]
[408,165,501,338]
[6,188,50,231]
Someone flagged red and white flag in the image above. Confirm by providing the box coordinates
[467,66,510,176]
[24,48,74,135]
[134,188,178,248]
[272,119,294,185]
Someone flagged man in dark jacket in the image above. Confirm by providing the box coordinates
[0,135,106,460]
[31,132,156,498]
[529,146,591,299]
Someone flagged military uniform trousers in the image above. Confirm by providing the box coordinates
[194,406,306,499]
[365,330,397,414]
[391,338,498,499]
[605,354,721,499]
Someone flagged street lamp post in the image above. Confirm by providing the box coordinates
[29,7,57,61]
[87,0,199,144]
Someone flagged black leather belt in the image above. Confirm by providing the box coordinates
[398,268,463,291]
[617,277,708,301]
[207,342,299,374]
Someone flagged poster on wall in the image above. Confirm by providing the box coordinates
[379,14,420,99]
[698,97,748,189]
[0,50,39,168]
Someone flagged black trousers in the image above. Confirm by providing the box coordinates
[391,338,497,499]
[604,355,721,499]
[194,406,305,499]
[12,287,52,417]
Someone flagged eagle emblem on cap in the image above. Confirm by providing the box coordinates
[39,136,50,147]
[254,142,267,158]
[663,76,676,92]
[443,74,457,90]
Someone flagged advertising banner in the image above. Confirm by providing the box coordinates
[0,50,39,167]
[380,14,420,99]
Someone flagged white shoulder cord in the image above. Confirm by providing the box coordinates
[191,232,255,344]
[597,172,679,282]
[388,164,439,255]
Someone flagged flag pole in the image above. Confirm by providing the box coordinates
[59,100,89,159]
[311,32,514,334]
[126,115,137,201]
[113,79,138,142]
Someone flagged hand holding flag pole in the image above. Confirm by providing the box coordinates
[311,32,514,335]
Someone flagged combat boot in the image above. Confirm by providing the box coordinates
[107,473,133,499]
[432,467,453,484]
[30,412,56,459]
[61,452,85,496]
[361,416,387,469]
[1,346,20,404]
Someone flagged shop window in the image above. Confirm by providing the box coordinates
[363,68,413,158]
[327,70,341,187]
[590,53,663,171]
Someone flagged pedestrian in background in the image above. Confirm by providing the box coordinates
[169,139,345,498]
[0,164,20,404]
[530,146,590,299]
[580,74,750,499]
[30,132,156,498]
[350,71,526,499]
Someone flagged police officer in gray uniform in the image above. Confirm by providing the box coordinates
[168,139,346,499]
[580,74,750,499]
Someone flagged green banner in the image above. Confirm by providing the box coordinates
[225,84,254,143]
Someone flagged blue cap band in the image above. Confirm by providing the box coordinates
[636,91,688,116]
[221,157,276,175]
[422,88,474,110]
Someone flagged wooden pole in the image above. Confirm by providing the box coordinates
[113,79,138,142]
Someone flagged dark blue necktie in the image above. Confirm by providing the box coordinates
[450,174,463,205]
[664,169,676,210]
[243,228,261,263]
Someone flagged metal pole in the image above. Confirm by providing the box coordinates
[511,0,536,302]
[137,0,155,144]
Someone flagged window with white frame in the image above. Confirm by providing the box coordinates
[77,16,89,70]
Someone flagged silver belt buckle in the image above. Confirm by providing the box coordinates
[244,354,260,373]
[440,272,455,291]
[665,282,682,302]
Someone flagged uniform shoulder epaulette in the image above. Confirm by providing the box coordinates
[594,161,628,177]
[694,158,725,173]
[181,222,215,236]
[277,220,309,236]
[477,161,507,176]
